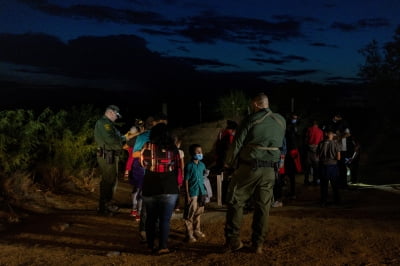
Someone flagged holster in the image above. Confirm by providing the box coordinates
[105,150,115,164]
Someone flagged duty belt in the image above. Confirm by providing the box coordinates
[254,160,276,168]
[239,158,277,169]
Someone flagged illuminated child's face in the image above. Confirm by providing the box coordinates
[194,147,203,155]
[193,146,203,161]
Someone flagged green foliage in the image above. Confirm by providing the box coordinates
[0,109,46,173]
[358,40,385,82]
[0,105,99,190]
[217,90,249,120]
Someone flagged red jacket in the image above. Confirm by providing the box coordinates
[306,125,324,146]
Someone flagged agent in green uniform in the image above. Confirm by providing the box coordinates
[224,93,286,254]
[94,105,130,215]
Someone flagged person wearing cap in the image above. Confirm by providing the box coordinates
[94,105,132,216]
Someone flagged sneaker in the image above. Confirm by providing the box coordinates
[272,201,283,208]
[157,248,171,255]
[135,215,141,222]
[130,210,138,217]
[194,231,206,238]
[139,231,147,243]
[106,204,119,213]
[187,236,197,243]
[253,245,263,254]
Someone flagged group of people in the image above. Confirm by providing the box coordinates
[94,105,210,255]
[271,112,361,208]
[93,92,361,256]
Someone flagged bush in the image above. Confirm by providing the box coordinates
[0,105,99,192]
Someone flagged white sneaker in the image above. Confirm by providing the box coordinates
[187,236,197,243]
[272,201,283,208]
[194,231,206,238]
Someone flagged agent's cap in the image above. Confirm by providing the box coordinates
[106,105,121,118]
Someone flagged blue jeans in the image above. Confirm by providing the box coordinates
[319,164,340,204]
[142,194,178,250]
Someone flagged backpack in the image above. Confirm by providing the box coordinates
[141,143,180,173]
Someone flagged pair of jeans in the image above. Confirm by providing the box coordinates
[142,194,178,250]
[319,164,340,203]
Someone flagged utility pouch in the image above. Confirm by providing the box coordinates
[105,150,115,164]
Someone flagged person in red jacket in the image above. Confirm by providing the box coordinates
[215,120,238,171]
[304,120,324,185]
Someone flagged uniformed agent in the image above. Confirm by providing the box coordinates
[223,93,286,254]
[94,105,132,215]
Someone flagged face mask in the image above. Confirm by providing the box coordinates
[291,119,297,124]
[194,153,203,160]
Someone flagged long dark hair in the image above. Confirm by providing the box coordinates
[149,123,176,150]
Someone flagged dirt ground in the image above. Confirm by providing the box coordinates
[0,175,400,266]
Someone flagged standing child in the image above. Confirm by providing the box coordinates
[123,120,144,219]
[184,144,208,243]
[317,129,341,206]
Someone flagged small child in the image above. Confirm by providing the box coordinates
[122,124,143,221]
[183,144,208,243]
[317,129,341,206]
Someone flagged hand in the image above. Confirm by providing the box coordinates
[123,171,129,181]
[125,132,134,140]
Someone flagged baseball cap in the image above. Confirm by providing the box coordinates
[107,105,122,118]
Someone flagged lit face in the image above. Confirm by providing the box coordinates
[106,109,119,122]
[250,100,259,113]
[194,147,203,155]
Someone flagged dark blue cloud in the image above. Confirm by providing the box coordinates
[331,18,391,32]
[310,42,338,48]
[17,0,176,26]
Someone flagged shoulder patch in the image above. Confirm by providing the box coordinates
[104,123,112,131]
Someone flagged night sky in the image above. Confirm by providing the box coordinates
[0,0,399,121]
